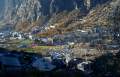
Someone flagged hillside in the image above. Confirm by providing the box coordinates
[38,0,118,37]
[0,0,113,33]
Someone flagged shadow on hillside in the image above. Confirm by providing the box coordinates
[1,48,120,77]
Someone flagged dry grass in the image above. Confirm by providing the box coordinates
[18,45,64,55]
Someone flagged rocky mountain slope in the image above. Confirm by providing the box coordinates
[38,0,120,37]
[0,0,119,34]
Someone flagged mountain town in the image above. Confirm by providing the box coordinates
[0,0,120,77]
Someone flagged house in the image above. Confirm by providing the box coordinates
[77,29,88,33]
[11,32,24,40]
[0,32,4,37]
[77,61,92,73]
[41,38,48,43]
[17,34,23,40]
[53,35,66,45]
[40,38,53,45]
[50,52,64,60]
[28,34,33,40]
[67,42,75,48]
[50,25,56,29]
[17,44,28,48]
[45,26,50,30]
[68,58,83,69]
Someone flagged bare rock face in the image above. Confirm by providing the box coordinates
[0,0,112,32]
[16,0,41,22]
